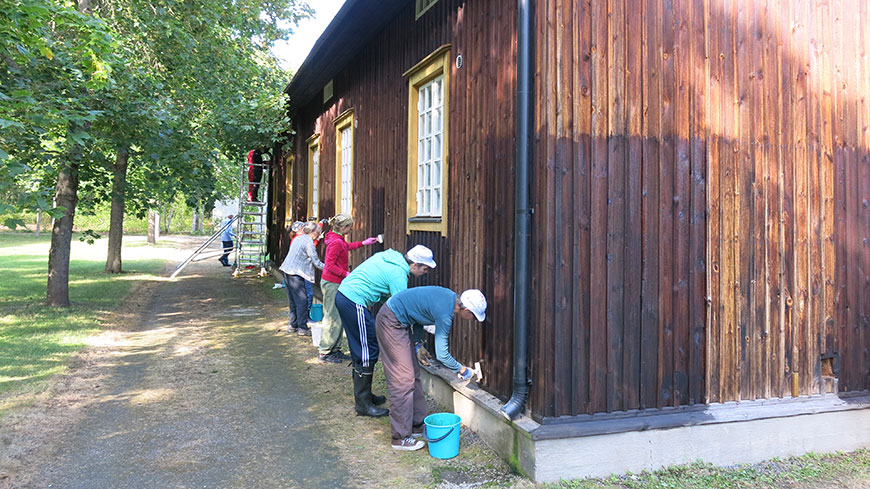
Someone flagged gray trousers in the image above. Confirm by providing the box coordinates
[375,303,427,440]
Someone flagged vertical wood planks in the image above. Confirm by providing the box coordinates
[589,0,609,414]
[624,0,645,410]
[641,0,663,409]
[606,0,627,412]
[279,0,870,420]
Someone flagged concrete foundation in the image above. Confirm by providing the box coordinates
[420,365,870,483]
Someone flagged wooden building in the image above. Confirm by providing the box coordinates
[272,0,870,473]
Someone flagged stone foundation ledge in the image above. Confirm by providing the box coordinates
[419,363,870,483]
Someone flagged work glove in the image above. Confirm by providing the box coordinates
[415,342,431,366]
[457,366,474,381]
[362,237,378,246]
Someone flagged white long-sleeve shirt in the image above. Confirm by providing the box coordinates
[279,234,324,282]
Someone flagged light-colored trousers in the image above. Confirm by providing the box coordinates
[318,280,345,354]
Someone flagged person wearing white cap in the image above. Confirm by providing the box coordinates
[335,245,435,418]
[375,286,487,450]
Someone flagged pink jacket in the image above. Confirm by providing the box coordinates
[321,230,363,283]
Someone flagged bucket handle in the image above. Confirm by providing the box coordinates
[423,425,455,444]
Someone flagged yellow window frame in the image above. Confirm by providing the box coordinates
[334,109,354,215]
[284,153,294,224]
[405,44,450,236]
[306,133,320,219]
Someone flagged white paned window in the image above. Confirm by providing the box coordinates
[416,75,443,217]
[340,126,353,213]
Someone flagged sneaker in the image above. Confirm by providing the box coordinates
[391,436,425,451]
[332,351,351,361]
[318,352,343,364]
[287,327,297,334]
[411,424,424,439]
[297,328,312,337]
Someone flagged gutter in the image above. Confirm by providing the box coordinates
[501,0,534,421]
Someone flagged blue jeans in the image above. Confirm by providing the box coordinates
[305,280,313,310]
[283,273,310,331]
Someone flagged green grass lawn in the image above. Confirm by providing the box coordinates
[0,232,168,409]
[542,449,870,488]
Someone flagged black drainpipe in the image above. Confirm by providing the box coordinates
[500,0,533,421]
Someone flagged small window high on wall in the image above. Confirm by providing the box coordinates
[405,45,450,235]
[416,0,438,19]
[306,134,320,219]
[334,109,354,215]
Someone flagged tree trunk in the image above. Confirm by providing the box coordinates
[105,146,129,273]
[35,210,42,236]
[147,210,159,244]
[46,160,79,307]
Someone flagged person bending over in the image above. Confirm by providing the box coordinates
[375,287,486,450]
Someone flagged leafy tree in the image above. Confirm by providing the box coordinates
[3,0,311,304]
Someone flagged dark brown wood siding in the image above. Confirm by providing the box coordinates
[281,0,518,401]
[277,0,869,420]
[533,0,870,418]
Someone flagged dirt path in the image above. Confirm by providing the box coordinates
[0,239,528,489]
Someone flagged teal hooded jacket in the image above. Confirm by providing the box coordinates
[337,249,410,307]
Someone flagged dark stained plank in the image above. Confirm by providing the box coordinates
[659,0,676,408]
[554,0,575,417]
[623,0,644,411]
[640,0,663,409]
[606,0,627,413]
[688,0,707,405]
[573,0,593,414]
[589,0,610,413]
[672,0,692,406]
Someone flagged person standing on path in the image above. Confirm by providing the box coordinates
[335,245,435,417]
[218,214,235,267]
[317,213,379,363]
[375,286,487,451]
[279,222,324,336]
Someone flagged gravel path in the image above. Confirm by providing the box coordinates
[26,259,350,489]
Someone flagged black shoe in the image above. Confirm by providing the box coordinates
[371,393,387,405]
[318,352,343,364]
[333,351,351,361]
[352,367,389,418]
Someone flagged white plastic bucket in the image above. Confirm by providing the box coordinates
[309,322,322,347]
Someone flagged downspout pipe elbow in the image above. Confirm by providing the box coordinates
[500,383,529,420]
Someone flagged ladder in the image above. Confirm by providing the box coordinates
[233,151,270,278]
[170,215,238,279]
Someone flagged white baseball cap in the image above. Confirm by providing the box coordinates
[459,289,487,322]
[406,245,436,268]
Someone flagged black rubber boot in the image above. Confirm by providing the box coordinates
[353,367,388,417]
[371,393,386,405]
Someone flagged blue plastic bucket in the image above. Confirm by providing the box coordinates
[309,304,323,322]
[424,412,461,459]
